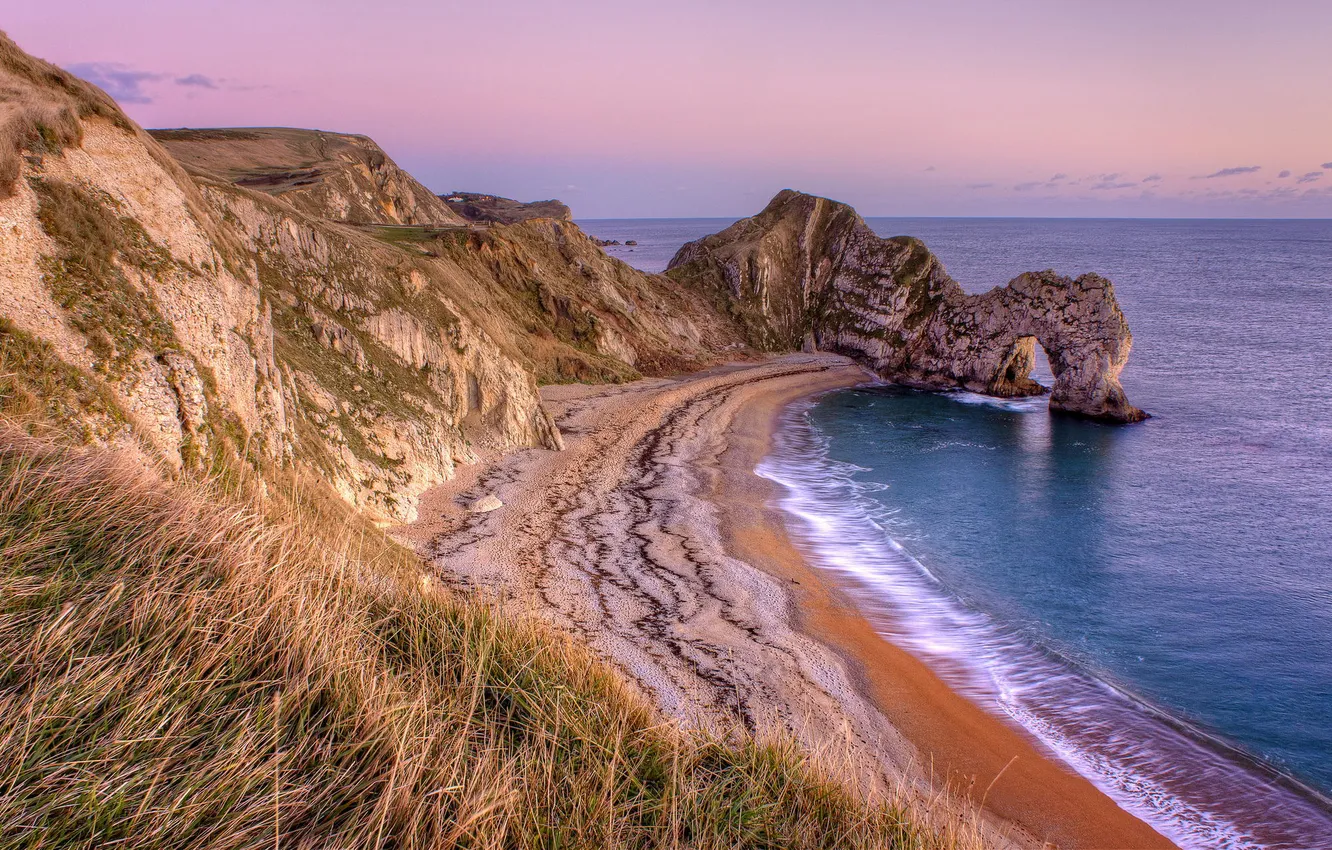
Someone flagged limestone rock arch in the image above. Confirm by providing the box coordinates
[668,191,1147,423]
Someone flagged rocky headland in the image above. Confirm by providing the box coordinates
[668,189,1146,423]
[440,191,572,224]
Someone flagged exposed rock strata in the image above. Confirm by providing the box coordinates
[668,190,1146,422]
[0,40,548,520]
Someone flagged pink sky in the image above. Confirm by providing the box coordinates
[9,0,1332,217]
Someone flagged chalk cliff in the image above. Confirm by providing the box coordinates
[668,190,1146,422]
[0,34,746,524]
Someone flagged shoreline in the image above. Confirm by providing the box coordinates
[712,362,1174,849]
[400,355,1173,849]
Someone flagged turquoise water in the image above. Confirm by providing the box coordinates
[581,217,1332,848]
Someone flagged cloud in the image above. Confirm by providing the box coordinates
[65,63,227,104]
[1278,170,1292,178]
[1070,172,1125,189]
[966,182,995,189]
[1142,174,1163,183]
[1014,181,1043,191]
[924,165,937,172]
[1178,181,1332,204]
[1091,174,1136,190]
[64,62,163,103]
[1297,171,1324,184]
[1049,173,1067,181]
[1199,165,1261,179]
[174,73,217,89]
[1322,162,1332,170]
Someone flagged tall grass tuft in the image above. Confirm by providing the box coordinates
[0,30,125,199]
[0,430,979,849]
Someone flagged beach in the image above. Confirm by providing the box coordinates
[400,354,1174,849]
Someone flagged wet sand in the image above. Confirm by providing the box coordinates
[400,354,1175,849]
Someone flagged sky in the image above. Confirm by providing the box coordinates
[7,0,1332,218]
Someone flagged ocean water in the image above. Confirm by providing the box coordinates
[581,217,1332,849]
[576,218,736,273]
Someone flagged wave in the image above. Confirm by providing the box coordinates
[757,397,1332,850]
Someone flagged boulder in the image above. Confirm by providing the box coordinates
[467,495,504,514]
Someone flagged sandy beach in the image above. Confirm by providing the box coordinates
[400,354,1175,849]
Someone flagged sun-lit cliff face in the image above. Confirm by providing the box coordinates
[0,33,752,522]
[668,189,1145,423]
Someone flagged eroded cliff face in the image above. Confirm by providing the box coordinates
[0,97,290,471]
[0,129,558,521]
[668,190,1146,423]
[0,34,752,522]
[198,182,566,519]
[0,38,557,523]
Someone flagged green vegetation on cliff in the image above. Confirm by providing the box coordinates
[0,319,131,443]
[31,177,178,371]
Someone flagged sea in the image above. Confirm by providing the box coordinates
[579,216,1332,849]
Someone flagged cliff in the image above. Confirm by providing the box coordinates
[149,127,466,226]
[442,191,573,224]
[668,190,1146,423]
[0,34,747,524]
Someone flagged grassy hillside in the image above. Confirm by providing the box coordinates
[0,430,973,849]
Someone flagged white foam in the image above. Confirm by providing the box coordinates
[758,399,1332,850]
[946,389,1049,413]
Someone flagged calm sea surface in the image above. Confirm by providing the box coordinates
[579,217,1332,849]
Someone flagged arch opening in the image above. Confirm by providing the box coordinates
[988,335,1051,397]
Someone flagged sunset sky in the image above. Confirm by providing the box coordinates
[9,0,1332,218]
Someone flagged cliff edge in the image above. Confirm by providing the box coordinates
[149,127,466,227]
[668,190,1146,423]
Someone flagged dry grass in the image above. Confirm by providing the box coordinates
[0,430,979,849]
[31,177,119,274]
[0,32,246,272]
[0,31,127,199]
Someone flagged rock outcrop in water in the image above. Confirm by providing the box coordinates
[667,189,1146,423]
